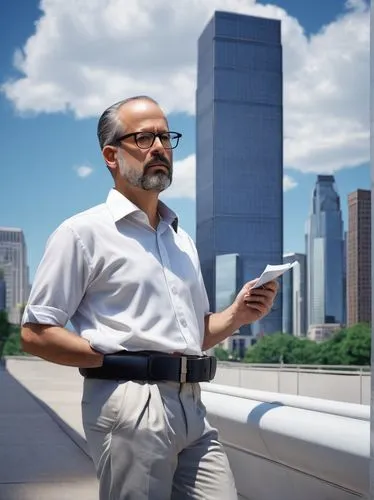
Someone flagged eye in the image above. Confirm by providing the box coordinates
[136,132,153,147]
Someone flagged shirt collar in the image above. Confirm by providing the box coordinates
[158,199,179,232]
[106,189,178,232]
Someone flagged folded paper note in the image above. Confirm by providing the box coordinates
[252,262,297,289]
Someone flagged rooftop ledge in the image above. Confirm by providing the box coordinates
[201,383,369,500]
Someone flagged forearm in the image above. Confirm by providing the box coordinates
[203,305,242,351]
[21,323,104,368]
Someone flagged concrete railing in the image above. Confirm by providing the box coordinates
[201,383,370,500]
[213,362,371,405]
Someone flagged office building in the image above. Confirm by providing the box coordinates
[305,176,344,327]
[215,253,254,356]
[282,253,307,336]
[307,323,341,343]
[347,189,371,326]
[196,11,283,337]
[0,269,6,312]
[0,227,29,324]
[343,231,347,325]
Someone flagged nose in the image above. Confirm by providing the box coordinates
[150,135,165,152]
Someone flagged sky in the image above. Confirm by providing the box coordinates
[0,0,370,282]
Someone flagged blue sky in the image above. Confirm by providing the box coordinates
[0,0,369,282]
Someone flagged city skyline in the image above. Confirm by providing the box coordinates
[0,1,369,283]
[0,173,369,331]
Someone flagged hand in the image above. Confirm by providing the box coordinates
[231,279,279,328]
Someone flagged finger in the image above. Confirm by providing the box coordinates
[261,280,278,292]
[245,301,268,314]
[245,295,272,308]
[244,280,258,293]
[249,288,275,299]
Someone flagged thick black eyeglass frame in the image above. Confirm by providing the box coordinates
[112,131,182,149]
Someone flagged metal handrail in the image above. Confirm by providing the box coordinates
[217,361,371,373]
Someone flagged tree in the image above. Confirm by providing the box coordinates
[339,323,370,365]
[244,333,301,364]
[243,324,371,366]
[286,339,319,364]
[3,325,24,356]
[314,324,371,365]
[214,346,230,361]
[0,311,11,361]
[315,328,347,365]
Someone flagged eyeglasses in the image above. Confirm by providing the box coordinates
[113,131,182,150]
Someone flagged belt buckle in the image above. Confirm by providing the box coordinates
[179,356,188,383]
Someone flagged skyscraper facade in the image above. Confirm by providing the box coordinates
[282,253,307,336]
[196,11,283,337]
[305,176,344,327]
[347,189,371,326]
[0,228,29,324]
[0,270,6,312]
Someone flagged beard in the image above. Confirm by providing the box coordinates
[117,151,172,192]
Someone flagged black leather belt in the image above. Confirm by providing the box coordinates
[79,352,217,383]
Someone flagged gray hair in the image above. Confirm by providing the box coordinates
[97,95,159,150]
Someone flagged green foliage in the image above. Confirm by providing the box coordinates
[244,333,298,363]
[214,346,230,361]
[335,323,370,365]
[0,311,12,358]
[0,311,24,357]
[243,324,371,366]
[3,327,24,356]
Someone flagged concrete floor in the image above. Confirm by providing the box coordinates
[0,362,99,499]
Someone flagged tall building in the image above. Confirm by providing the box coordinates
[282,253,307,336]
[305,176,344,327]
[343,231,347,325]
[0,228,29,324]
[0,269,6,312]
[215,253,254,356]
[347,189,371,326]
[196,11,283,337]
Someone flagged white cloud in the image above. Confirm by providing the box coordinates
[75,165,93,178]
[283,175,297,192]
[2,0,369,175]
[345,0,367,13]
[161,154,195,199]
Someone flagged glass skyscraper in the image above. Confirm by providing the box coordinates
[0,227,29,324]
[0,271,6,312]
[215,253,241,313]
[305,176,344,327]
[196,11,283,336]
[282,253,307,336]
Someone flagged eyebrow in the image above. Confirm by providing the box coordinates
[136,128,170,133]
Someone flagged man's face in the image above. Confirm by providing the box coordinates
[114,100,173,193]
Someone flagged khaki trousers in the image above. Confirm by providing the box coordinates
[81,378,237,500]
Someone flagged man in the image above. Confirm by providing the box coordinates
[21,96,278,500]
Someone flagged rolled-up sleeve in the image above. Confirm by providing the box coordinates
[22,223,92,327]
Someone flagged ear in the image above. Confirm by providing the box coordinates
[102,145,118,175]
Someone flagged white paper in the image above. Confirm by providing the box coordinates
[252,262,297,288]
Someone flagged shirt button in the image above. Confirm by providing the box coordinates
[171,286,177,295]
[180,318,187,328]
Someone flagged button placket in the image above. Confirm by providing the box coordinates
[156,232,193,341]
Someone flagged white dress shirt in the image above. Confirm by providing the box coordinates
[22,189,210,356]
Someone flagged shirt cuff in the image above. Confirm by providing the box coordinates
[22,305,69,327]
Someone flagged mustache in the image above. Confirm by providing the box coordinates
[145,154,171,172]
